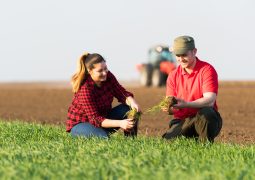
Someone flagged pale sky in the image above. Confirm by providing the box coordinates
[0,0,255,82]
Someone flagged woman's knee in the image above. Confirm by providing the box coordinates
[117,104,130,115]
[108,104,130,119]
[70,123,108,138]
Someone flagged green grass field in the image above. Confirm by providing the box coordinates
[0,120,254,180]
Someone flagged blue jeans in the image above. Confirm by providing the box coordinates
[70,104,130,138]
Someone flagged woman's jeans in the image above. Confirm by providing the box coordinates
[71,104,136,138]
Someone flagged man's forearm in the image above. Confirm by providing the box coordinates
[186,96,215,108]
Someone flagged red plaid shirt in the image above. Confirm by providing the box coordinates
[66,71,133,132]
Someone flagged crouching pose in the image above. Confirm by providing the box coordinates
[66,52,140,138]
[162,36,222,142]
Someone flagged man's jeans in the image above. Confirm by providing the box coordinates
[162,107,223,142]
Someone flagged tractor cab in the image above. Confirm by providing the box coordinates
[137,45,177,87]
[148,45,175,67]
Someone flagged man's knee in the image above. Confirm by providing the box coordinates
[196,107,223,142]
[198,107,216,118]
[162,119,183,139]
[198,107,222,125]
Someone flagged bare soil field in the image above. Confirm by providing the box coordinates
[0,81,255,144]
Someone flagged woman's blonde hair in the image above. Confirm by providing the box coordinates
[71,52,105,93]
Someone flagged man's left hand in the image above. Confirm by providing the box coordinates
[173,98,188,109]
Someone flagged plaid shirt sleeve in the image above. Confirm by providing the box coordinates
[78,85,106,127]
[108,71,134,104]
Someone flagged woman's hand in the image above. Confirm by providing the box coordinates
[119,119,135,131]
[126,96,141,112]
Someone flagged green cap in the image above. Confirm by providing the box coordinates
[173,36,195,55]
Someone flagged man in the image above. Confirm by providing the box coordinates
[162,35,222,142]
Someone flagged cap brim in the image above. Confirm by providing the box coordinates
[173,48,189,55]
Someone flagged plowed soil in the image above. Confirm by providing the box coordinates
[0,81,255,144]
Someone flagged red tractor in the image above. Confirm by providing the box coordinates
[136,45,176,87]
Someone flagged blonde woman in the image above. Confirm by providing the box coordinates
[66,53,140,138]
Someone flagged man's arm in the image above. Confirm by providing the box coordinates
[173,92,216,109]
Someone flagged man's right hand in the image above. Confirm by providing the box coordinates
[162,107,174,115]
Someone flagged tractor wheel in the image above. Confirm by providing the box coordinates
[152,69,164,87]
[140,64,153,87]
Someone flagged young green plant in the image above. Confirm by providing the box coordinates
[146,96,178,114]
[124,108,142,137]
[125,108,142,123]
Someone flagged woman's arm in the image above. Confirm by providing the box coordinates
[101,119,135,130]
[79,86,107,127]
[108,71,134,103]
[108,72,140,111]
[126,96,141,112]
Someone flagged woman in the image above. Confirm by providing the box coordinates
[66,52,140,138]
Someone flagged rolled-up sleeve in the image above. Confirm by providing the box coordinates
[108,72,133,104]
[79,86,105,127]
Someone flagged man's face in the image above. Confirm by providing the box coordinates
[175,48,197,69]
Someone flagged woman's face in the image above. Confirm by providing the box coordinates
[88,62,108,84]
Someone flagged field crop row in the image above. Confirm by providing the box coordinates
[0,120,254,179]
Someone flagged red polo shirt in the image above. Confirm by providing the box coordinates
[166,58,218,120]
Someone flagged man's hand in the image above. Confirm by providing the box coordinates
[173,98,187,109]
[161,96,178,114]
[172,92,217,109]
